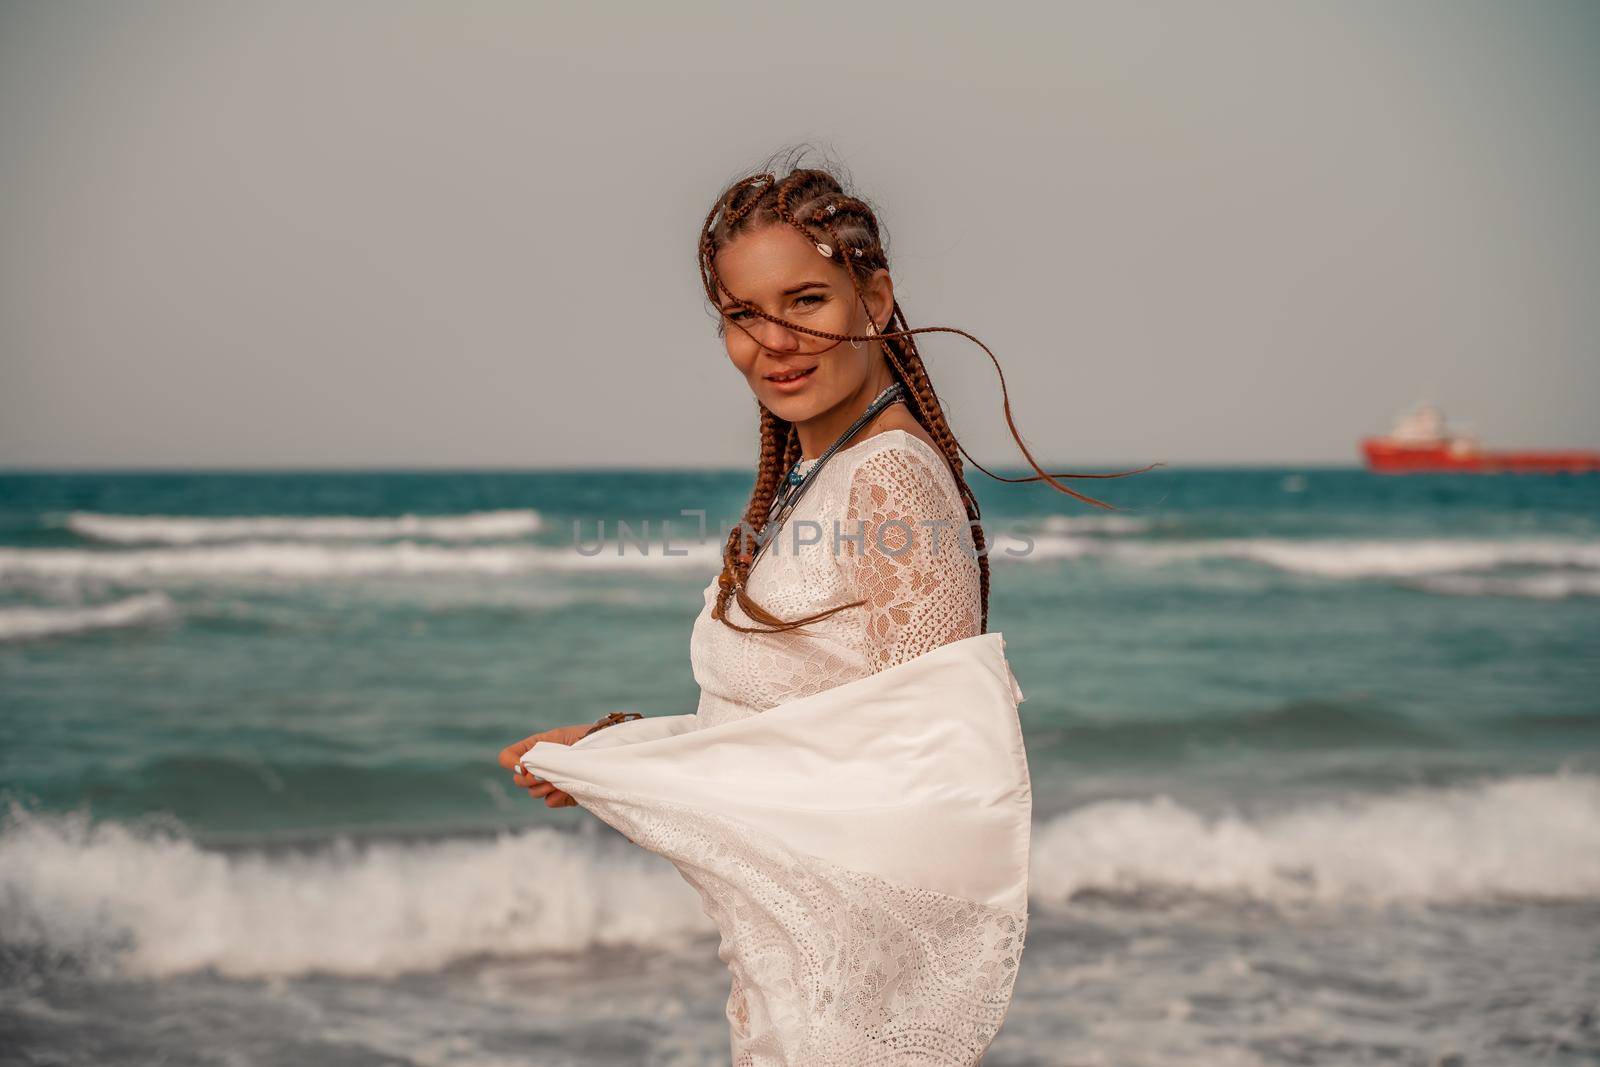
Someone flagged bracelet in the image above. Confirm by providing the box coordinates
[581,711,644,739]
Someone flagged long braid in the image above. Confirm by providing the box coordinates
[881,307,995,633]
[701,161,1159,635]
[714,403,783,622]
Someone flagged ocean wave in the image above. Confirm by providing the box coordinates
[2,774,1594,981]
[1054,698,1437,756]
[6,538,1593,597]
[1013,534,1600,579]
[63,510,544,545]
[0,593,177,641]
[0,804,712,981]
[1402,572,1600,600]
[0,540,721,581]
[1035,514,1153,535]
[1032,772,1600,906]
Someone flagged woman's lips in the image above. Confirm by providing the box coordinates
[765,365,817,391]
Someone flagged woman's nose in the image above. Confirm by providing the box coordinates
[750,317,801,353]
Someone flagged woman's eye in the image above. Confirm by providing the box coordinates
[723,294,822,323]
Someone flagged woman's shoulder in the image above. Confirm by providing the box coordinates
[836,427,964,516]
[837,409,944,468]
[844,427,943,473]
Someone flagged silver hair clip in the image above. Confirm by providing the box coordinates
[825,204,837,216]
[852,248,863,258]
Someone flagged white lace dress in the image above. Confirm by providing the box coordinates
[691,428,984,730]
[520,429,1031,1065]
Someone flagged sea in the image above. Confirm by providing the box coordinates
[0,465,1596,1066]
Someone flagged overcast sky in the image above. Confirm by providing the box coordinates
[2,0,1596,469]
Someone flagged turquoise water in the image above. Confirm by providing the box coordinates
[2,466,1597,1064]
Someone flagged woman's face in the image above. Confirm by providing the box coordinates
[713,223,893,424]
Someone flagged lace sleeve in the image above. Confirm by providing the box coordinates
[840,445,983,671]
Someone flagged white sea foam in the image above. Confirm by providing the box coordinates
[64,509,544,545]
[2,774,1594,980]
[12,533,1595,592]
[0,539,721,581]
[0,805,712,980]
[1404,572,1600,600]
[1012,534,1600,579]
[1032,772,1600,906]
[1036,514,1153,535]
[0,593,177,641]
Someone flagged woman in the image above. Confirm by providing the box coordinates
[499,158,1145,1064]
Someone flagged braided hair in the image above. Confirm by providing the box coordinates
[700,155,1156,636]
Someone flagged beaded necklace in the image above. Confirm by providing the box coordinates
[742,380,907,580]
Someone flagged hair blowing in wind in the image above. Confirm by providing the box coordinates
[699,154,1159,636]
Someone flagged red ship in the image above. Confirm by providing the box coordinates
[1362,403,1600,474]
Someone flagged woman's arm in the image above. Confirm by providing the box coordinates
[840,447,983,670]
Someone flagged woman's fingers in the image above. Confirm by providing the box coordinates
[509,760,572,803]
[519,777,571,803]
[497,737,535,769]
[525,781,576,807]
[499,727,584,808]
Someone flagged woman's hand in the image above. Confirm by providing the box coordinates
[498,723,591,808]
